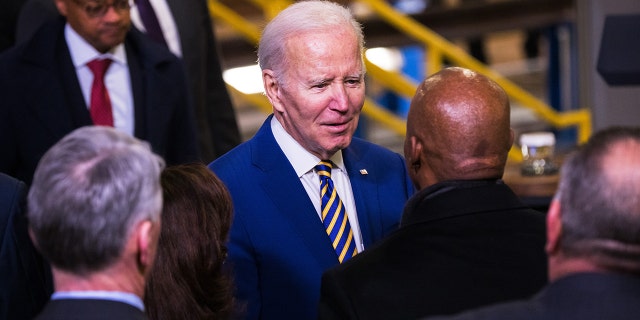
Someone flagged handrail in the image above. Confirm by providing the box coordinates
[358,0,591,153]
[208,1,261,43]
[208,0,592,161]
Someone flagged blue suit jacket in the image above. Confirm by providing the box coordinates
[209,115,414,320]
[0,17,198,185]
[0,173,52,320]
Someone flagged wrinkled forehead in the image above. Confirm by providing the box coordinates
[282,29,363,68]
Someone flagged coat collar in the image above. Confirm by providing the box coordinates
[400,179,527,227]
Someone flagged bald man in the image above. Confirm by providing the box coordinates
[318,67,548,320]
[426,127,640,320]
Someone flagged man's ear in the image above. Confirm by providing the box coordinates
[545,198,562,255]
[405,135,425,190]
[54,0,67,16]
[28,228,41,251]
[136,220,157,272]
[406,135,422,174]
[263,69,285,113]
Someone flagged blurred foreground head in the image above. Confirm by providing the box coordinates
[28,126,164,294]
[547,126,640,280]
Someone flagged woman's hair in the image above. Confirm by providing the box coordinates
[145,163,235,319]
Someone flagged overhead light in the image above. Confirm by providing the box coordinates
[225,48,405,94]
[365,47,404,72]
[223,64,264,94]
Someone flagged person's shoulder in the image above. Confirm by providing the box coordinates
[0,17,63,68]
[209,119,275,173]
[347,137,403,160]
[208,140,254,179]
[35,299,146,320]
[345,138,406,175]
[0,173,23,189]
[0,173,25,204]
[0,173,25,232]
[423,298,540,320]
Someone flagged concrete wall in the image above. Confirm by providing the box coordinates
[578,0,640,131]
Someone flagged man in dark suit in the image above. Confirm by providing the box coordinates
[426,126,640,320]
[0,0,198,185]
[208,1,414,319]
[318,67,548,320]
[0,173,52,320]
[15,0,241,162]
[29,126,164,320]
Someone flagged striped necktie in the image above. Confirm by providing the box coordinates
[316,160,357,263]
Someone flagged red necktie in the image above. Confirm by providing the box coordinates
[87,58,114,126]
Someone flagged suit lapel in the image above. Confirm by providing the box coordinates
[251,117,339,266]
[55,38,93,129]
[23,19,92,137]
[125,37,147,141]
[124,29,183,145]
[342,143,378,247]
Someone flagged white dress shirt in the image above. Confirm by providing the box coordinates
[65,24,134,136]
[52,291,144,311]
[271,116,365,252]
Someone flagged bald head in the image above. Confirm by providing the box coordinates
[405,67,513,190]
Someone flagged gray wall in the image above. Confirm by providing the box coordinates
[578,0,640,131]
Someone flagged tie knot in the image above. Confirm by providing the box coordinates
[87,58,112,77]
[315,160,333,178]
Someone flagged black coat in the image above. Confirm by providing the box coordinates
[0,173,52,320]
[35,299,147,320]
[318,179,548,320]
[425,273,640,320]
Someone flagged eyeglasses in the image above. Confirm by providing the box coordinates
[71,0,134,18]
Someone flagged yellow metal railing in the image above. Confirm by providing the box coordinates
[208,0,592,161]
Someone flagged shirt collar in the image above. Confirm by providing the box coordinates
[270,116,346,177]
[51,290,145,311]
[65,23,128,68]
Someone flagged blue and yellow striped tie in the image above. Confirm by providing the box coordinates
[316,160,357,263]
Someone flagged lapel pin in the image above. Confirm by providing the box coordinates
[359,169,368,175]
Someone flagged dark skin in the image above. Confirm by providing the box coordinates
[55,0,131,54]
[404,67,514,190]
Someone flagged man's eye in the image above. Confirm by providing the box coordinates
[313,83,329,89]
[85,4,104,16]
[345,79,361,86]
